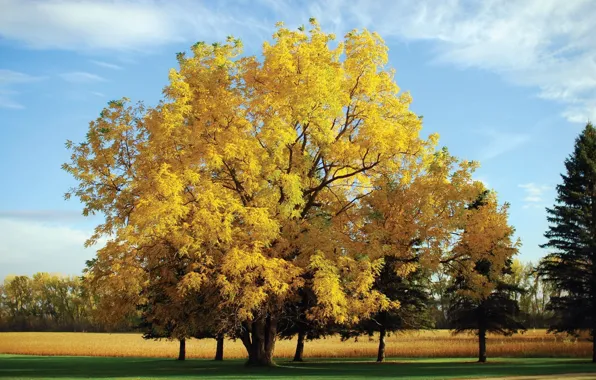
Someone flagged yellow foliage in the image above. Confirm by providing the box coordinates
[63,20,518,353]
[362,147,483,271]
[449,192,521,300]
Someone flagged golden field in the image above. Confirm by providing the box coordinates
[0,330,591,359]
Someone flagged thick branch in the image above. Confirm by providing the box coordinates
[221,160,250,206]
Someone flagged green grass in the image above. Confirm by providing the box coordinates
[0,355,595,379]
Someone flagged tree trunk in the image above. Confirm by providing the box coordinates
[241,315,278,366]
[215,334,224,361]
[478,328,487,363]
[377,326,386,362]
[177,338,186,361]
[293,329,306,362]
[592,328,595,363]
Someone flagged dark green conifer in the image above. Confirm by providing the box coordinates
[539,122,596,363]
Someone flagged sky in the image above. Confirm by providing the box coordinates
[1,0,595,280]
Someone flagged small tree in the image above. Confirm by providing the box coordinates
[137,243,228,361]
[341,255,432,362]
[539,122,596,362]
[136,247,190,360]
[446,192,524,362]
[277,286,335,362]
[448,259,526,362]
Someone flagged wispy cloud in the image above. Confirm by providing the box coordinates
[0,89,24,109]
[90,60,123,70]
[476,129,530,161]
[0,69,45,85]
[258,0,596,124]
[519,183,550,209]
[0,69,45,109]
[337,0,596,124]
[1,1,595,122]
[0,209,87,222]
[90,91,105,97]
[60,71,106,84]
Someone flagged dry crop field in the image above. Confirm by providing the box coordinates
[0,330,591,359]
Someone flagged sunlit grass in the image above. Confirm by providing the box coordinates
[1,355,596,380]
[0,329,591,359]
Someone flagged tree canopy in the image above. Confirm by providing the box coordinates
[63,20,517,366]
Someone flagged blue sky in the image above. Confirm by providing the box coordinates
[1,0,595,279]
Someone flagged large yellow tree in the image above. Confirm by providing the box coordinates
[66,20,451,365]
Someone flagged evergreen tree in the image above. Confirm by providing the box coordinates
[447,258,526,362]
[341,255,432,362]
[137,250,197,361]
[137,245,225,361]
[277,286,334,362]
[539,122,596,363]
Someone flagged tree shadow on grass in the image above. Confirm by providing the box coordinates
[0,356,594,379]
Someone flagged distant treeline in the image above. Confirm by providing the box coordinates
[0,273,131,332]
[0,260,553,333]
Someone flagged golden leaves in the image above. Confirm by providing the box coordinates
[216,247,302,320]
[64,20,519,334]
[309,252,348,323]
[449,193,521,300]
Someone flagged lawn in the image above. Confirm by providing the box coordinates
[1,356,596,380]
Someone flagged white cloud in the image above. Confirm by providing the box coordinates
[60,71,106,84]
[0,69,44,85]
[90,60,123,70]
[0,209,87,222]
[263,0,596,124]
[519,183,550,209]
[477,129,530,160]
[90,91,105,97]
[0,218,100,280]
[0,0,183,50]
[2,1,595,122]
[0,0,266,52]
[0,89,24,109]
[0,69,45,109]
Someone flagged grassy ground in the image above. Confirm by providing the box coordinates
[0,330,591,359]
[1,355,596,380]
